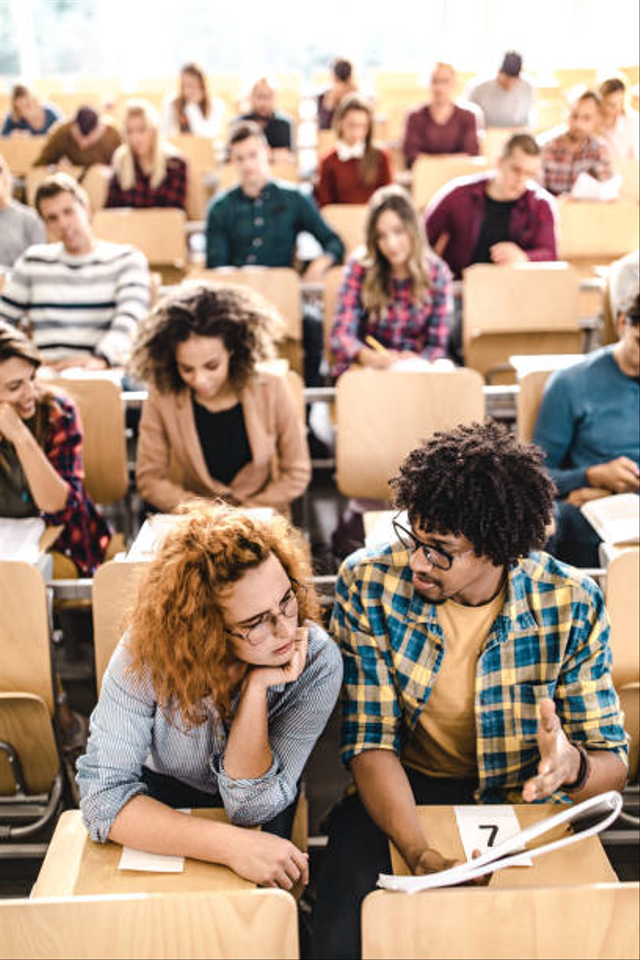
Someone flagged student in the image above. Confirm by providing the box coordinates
[402,62,480,168]
[2,83,62,137]
[0,322,110,575]
[161,62,225,138]
[467,51,535,129]
[312,421,628,960]
[0,154,45,269]
[132,282,311,514]
[534,293,639,567]
[34,106,121,169]
[598,77,639,161]
[317,58,357,131]
[205,121,344,386]
[106,99,187,210]
[0,173,150,370]
[77,501,342,887]
[238,77,294,154]
[330,184,451,378]
[540,90,614,196]
[315,94,392,207]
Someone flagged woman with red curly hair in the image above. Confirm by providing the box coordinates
[77,501,342,889]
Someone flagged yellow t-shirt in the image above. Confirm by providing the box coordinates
[402,587,505,779]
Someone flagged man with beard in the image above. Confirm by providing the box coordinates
[540,90,614,196]
[311,421,627,960]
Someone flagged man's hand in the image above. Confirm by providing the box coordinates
[490,242,528,265]
[566,486,611,507]
[522,698,581,802]
[302,254,334,284]
[586,457,640,494]
[0,402,29,445]
[414,846,489,885]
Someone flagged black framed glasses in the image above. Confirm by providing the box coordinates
[225,580,306,646]
[392,519,472,571]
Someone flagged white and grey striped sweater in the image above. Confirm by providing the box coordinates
[0,240,150,366]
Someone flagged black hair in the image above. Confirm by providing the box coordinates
[390,421,556,567]
[622,292,639,327]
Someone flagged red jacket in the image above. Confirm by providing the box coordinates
[314,149,392,207]
[424,173,558,279]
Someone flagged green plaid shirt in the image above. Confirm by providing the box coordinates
[332,545,627,803]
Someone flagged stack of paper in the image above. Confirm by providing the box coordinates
[581,493,639,545]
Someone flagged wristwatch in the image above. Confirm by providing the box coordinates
[562,741,591,791]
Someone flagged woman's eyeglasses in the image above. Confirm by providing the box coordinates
[226,580,306,645]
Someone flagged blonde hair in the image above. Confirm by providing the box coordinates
[126,501,320,727]
[10,83,35,123]
[360,185,432,314]
[113,99,180,191]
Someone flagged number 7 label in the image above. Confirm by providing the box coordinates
[454,805,533,866]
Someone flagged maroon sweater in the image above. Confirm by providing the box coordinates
[402,104,480,168]
[314,148,392,206]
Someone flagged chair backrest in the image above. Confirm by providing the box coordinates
[0,693,59,795]
[215,160,299,194]
[92,561,148,691]
[322,264,346,361]
[616,157,640,203]
[188,267,302,342]
[361,883,639,960]
[92,208,187,266]
[606,548,640,691]
[0,888,299,960]
[462,262,581,380]
[321,204,368,257]
[49,378,128,505]
[0,136,47,177]
[25,164,81,208]
[516,370,553,441]
[0,561,54,715]
[554,67,599,91]
[336,369,485,500]
[412,154,491,210]
[167,135,217,171]
[481,127,526,162]
[557,200,640,262]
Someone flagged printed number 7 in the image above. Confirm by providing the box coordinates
[479,824,499,846]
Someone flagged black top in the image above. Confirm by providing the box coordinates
[239,111,293,149]
[192,399,252,486]
[0,444,38,518]
[472,194,516,264]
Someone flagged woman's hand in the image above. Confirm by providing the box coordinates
[227,828,309,889]
[246,626,309,692]
[0,402,29,445]
[357,347,400,369]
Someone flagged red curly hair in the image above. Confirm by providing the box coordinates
[125,501,319,727]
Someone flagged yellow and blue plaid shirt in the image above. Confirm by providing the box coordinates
[332,544,627,803]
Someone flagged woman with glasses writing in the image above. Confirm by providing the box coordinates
[77,501,342,889]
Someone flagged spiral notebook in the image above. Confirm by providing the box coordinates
[377,791,622,893]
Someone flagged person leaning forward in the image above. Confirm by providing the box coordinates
[311,421,628,960]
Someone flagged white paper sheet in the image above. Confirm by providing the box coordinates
[454,804,532,866]
[0,517,45,563]
[118,808,192,872]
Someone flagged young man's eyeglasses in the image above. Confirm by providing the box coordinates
[392,519,473,571]
[225,580,305,646]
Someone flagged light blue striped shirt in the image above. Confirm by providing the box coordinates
[77,621,342,842]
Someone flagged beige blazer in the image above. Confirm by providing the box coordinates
[136,373,311,513]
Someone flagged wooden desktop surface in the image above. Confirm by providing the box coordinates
[31,809,255,899]
[389,804,617,887]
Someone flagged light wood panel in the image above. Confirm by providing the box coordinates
[516,369,553,441]
[558,199,640,262]
[92,207,187,266]
[321,204,368,256]
[606,548,640,691]
[0,693,58,794]
[412,154,490,209]
[0,136,47,177]
[92,560,148,691]
[1,888,298,960]
[0,561,53,714]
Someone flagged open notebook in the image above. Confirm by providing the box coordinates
[580,494,639,545]
[378,791,622,892]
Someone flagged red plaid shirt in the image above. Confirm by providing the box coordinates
[540,132,613,196]
[330,253,452,377]
[106,156,187,210]
[42,395,111,576]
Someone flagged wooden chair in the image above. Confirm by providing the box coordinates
[316,129,336,157]
[616,157,640,204]
[321,204,368,257]
[412,154,491,210]
[606,549,640,781]
[481,127,526,162]
[215,159,299,194]
[187,266,303,374]
[361,883,639,960]
[336,368,484,500]
[462,262,582,382]
[167,135,219,221]
[0,561,64,853]
[516,370,553,441]
[48,378,128,507]
[0,888,299,960]
[557,199,640,267]
[553,67,599,91]
[0,136,48,178]
[92,208,188,273]
[322,264,346,365]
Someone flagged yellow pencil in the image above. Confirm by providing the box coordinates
[365,335,389,355]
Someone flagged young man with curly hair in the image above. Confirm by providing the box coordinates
[312,421,628,960]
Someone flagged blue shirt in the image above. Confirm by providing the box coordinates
[205,179,344,269]
[77,621,342,842]
[533,347,640,497]
[2,104,61,136]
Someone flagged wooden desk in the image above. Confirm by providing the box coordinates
[31,809,255,899]
[389,804,617,887]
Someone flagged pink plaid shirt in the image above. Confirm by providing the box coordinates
[330,253,452,377]
[540,131,613,196]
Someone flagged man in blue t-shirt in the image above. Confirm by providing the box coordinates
[534,293,639,566]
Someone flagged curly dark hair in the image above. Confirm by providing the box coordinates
[390,421,556,567]
[130,281,285,393]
